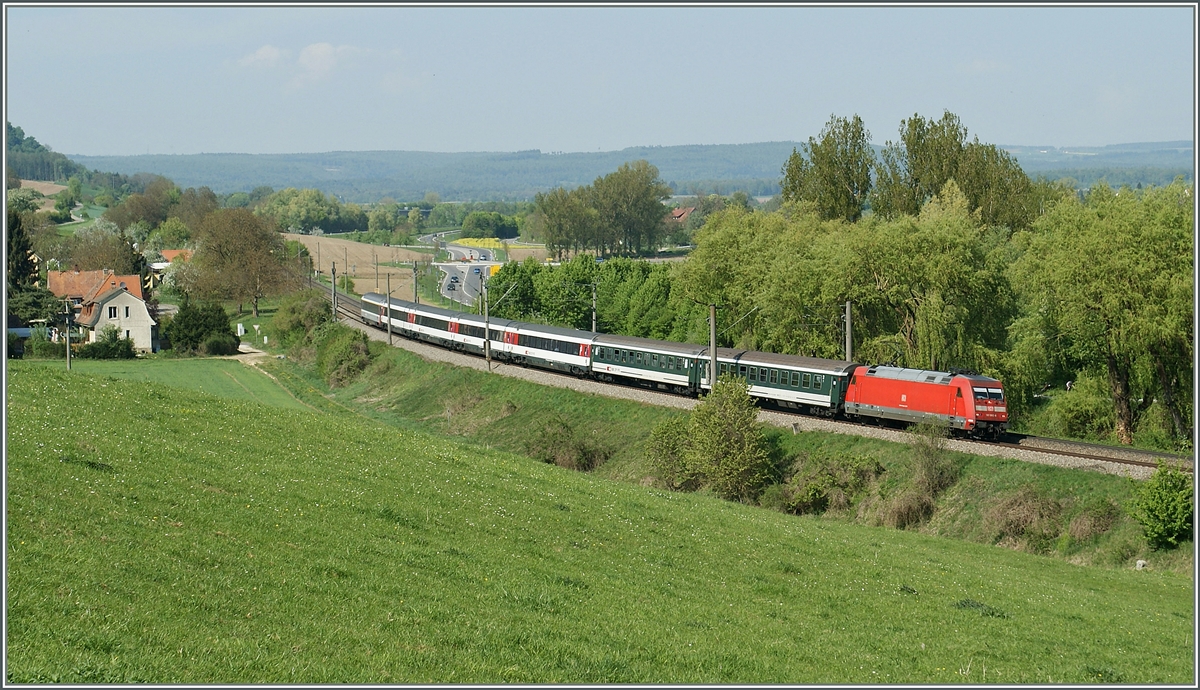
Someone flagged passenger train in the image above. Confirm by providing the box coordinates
[359,292,1008,438]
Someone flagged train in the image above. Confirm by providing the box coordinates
[359,292,1009,439]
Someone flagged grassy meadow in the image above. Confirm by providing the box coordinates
[5,360,1195,684]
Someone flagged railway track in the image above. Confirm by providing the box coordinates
[322,287,1193,475]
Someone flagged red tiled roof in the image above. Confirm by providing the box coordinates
[46,269,109,300]
[84,274,144,302]
[160,249,193,263]
[670,207,696,222]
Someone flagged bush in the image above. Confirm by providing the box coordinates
[270,289,333,349]
[878,424,961,529]
[779,452,883,515]
[164,300,238,353]
[646,376,772,502]
[313,323,373,387]
[76,325,136,360]
[645,415,696,490]
[200,332,240,356]
[982,486,1064,552]
[1128,463,1193,550]
[21,325,64,359]
[525,415,611,471]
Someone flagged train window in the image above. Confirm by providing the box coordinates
[739,365,748,378]
[651,354,658,367]
[748,366,757,381]
[802,373,811,388]
[637,352,644,365]
[769,369,778,384]
[668,356,675,369]
[815,374,825,389]
[790,371,800,387]
[988,388,1004,400]
[973,387,989,399]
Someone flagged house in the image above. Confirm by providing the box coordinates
[669,206,696,224]
[159,249,193,264]
[76,287,158,352]
[46,269,157,352]
[47,269,145,311]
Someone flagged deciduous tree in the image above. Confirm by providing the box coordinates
[780,114,874,223]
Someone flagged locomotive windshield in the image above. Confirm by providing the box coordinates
[973,387,1005,401]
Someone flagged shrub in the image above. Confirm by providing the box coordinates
[76,324,136,360]
[645,376,772,501]
[164,300,238,353]
[200,332,240,356]
[779,452,883,515]
[22,325,64,359]
[525,415,611,471]
[270,289,332,349]
[1128,463,1193,550]
[983,486,1063,552]
[1067,497,1122,543]
[313,323,373,387]
[645,416,696,490]
[881,423,962,529]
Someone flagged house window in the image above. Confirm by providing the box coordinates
[124,306,130,318]
[108,306,118,319]
[125,330,130,339]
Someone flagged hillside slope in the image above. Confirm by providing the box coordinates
[5,363,1193,684]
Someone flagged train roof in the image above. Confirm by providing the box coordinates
[860,365,1001,386]
[512,321,598,341]
[723,349,861,374]
[593,333,708,356]
[360,293,518,328]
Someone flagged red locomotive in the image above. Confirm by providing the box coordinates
[842,365,1008,439]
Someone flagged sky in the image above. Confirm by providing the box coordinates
[3,3,1196,157]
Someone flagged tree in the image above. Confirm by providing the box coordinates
[65,219,144,275]
[188,209,296,316]
[534,186,600,259]
[869,110,1037,230]
[1010,181,1194,445]
[591,160,672,255]
[780,114,874,223]
[6,208,36,290]
[163,299,238,353]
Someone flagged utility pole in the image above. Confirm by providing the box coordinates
[845,300,853,362]
[344,247,348,282]
[374,251,378,291]
[64,297,71,371]
[331,262,337,320]
[386,273,392,346]
[317,243,320,278]
[591,282,597,333]
[709,303,718,392]
[483,278,491,371]
[413,261,419,304]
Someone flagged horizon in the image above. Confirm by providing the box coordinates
[56,138,1194,160]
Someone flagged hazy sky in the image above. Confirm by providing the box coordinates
[3,3,1195,156]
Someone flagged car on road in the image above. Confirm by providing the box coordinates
[447,283,456,291]
[450,275,460,283]
[472,267,481,275]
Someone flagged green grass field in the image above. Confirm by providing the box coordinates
[5,362,1194,683]
[30,358,308,412]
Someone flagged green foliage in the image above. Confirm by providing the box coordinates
[524,415,612,471]
[461,211,519,239]
[535,160,671,258]
[777,451,884,515]
[75,324,136,360]
[312,323,373,387]
[646,375,772,502]
[780,114,874,222]
[1128,463,1193,550]
[253,187,367,234]
[269,289,333,349]
[21,326,65,359]
[6,208,36,289]
[881,423,962,529]
[163,300,238,353]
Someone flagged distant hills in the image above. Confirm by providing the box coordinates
[64,140,1193,203]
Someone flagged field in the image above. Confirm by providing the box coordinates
[5,360,1194,684]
